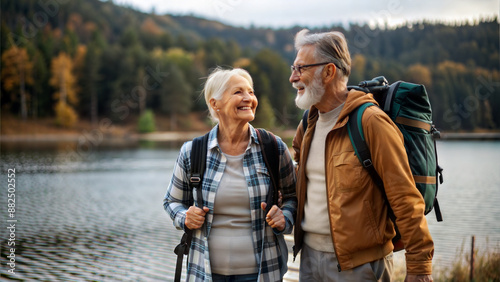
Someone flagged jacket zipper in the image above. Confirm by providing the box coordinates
[325,130,342,272]
[298,113,344,271]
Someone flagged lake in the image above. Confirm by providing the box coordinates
[1,140,499,280]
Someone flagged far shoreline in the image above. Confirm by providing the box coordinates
[1,131,500,143]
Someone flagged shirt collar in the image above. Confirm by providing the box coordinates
[207,123,259,152]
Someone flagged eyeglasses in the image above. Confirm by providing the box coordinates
[290,62,332,76]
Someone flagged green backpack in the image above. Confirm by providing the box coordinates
[302,76,443,250]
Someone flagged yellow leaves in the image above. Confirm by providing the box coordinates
[141,17,163,35]
[151,48,163,59]
[50,52,79,128]
[1,46,33,119]
[1,48,82,127]
[437,60,467,74]
[49,52,78,105]
[350,54,367,83]
[406,64,433,87]
[66,13,83,32]
[1,47,34,91]
[74,45,87,69]
[165,47,194,62]
[54,100,78,128]
[152,47,194,63]
[233,58,251,68]
[352,54,367,72]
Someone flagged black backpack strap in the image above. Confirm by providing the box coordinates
[431,125,444,222]
[189,133,209,208]
[173,132,209,282]
[382,81,401,113]
[174,233,189,282]
[256,128,280,214]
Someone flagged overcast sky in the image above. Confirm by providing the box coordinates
[113,0,499,28]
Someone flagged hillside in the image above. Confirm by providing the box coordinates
[1,0,499,133]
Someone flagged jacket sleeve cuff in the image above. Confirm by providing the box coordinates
[406,260,433,275]
[175,212,187,231]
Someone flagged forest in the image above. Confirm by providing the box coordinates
[1,0,499,132]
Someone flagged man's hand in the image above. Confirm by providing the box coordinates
[185,206,209,230]
[405,274,433,282]
[261,202,285,231]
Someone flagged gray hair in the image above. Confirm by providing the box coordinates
[294,29,351,79]
[202,67,253,122]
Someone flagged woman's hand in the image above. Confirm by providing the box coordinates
[185,206,210,230]
[261,203,285,231]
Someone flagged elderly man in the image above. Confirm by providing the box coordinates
[290,29,434,282]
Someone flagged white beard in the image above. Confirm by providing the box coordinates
[294,70,325,110]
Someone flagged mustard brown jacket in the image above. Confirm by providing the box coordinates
[292,90,434,275]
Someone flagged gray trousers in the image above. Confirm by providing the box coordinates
[299,244,394,282]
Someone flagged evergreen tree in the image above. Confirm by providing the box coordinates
[30,49,50,118]
[252,95,275,129]
[349,54,367,85]
[137,109,156,133]
[248,48,295,126]
[158,63,192,130]
[78,39,102,126]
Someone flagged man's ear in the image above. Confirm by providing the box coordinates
[322,63,337,83]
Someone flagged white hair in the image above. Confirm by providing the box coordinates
[202,67,253,122]
[294,67,326,110]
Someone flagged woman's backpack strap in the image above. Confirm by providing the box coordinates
[256,128,280,214]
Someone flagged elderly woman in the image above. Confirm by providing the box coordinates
[164,67,297,282]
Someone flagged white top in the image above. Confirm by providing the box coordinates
[208,152,258,275]
[302,103,345,252]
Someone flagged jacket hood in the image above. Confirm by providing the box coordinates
[339,89,379,121]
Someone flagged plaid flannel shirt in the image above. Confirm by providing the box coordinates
[164,125,297,282]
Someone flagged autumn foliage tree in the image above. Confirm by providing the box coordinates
[1,46,34,120]
[50,52,78,128]
[405,64,432,87]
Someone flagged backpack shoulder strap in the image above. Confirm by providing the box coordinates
[347,103,400,240]
[174,132,209,282]
[256,128,280,214]
[347,102,383,187]
[189,132,209,207]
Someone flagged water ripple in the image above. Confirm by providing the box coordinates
[1,142,499,280]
